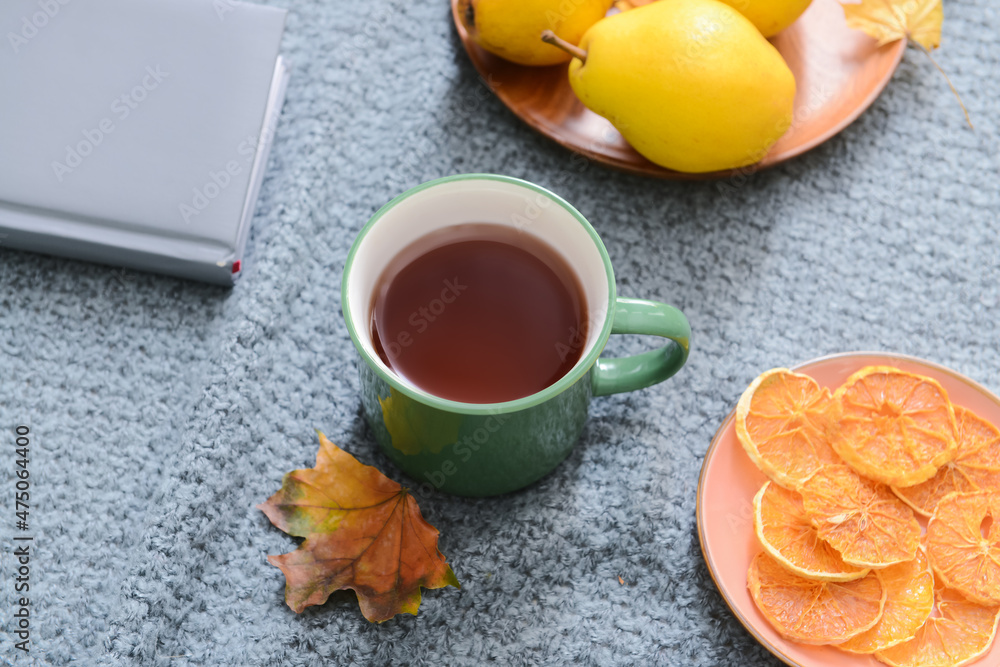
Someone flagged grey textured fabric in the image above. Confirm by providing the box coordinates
[1,0,998,664]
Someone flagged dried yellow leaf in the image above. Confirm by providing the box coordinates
[841,0,943,50]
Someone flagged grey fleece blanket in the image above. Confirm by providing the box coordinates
[1,0,998,664]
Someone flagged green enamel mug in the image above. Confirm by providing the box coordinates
[341,174,690,496]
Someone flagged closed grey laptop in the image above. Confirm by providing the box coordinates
[0,0,288,284]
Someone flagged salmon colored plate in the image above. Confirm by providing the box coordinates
[451,0,905,180]
[697,352,1000,666]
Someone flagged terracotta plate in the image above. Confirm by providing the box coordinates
[697,352,1000,666]
[451,0,906,180]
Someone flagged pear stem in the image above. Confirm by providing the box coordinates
[541,30,587,64]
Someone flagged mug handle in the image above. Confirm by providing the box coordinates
[591,297,691,397]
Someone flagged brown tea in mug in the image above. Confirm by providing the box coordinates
[371,223,588,403]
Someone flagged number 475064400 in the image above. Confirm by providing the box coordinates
[14,426,30,523]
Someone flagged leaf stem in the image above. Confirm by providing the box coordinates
[912,40,974,130]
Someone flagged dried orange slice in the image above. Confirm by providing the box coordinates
[747,551,886,644]
[831,366,958,487]
[753,481,869,582]
[874,585,1000,667]
[799,465,920,568]
[893,406,1000,517]
[736,368,841,489]
[926,490,1000,605]
[838,548,934,654]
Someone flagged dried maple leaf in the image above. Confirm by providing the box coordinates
[258,432,460,622]
[841,0,971,127]
[841,0,942,49]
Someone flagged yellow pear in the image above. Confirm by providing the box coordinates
[545,0,796,173]
[714,0,814,37]
[458,0,614,66]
